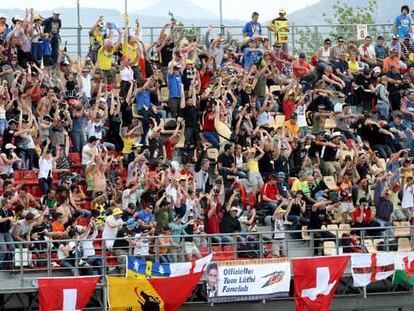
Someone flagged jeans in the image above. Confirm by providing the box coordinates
[85,255,103,275]
[376,219,395,238]
[376,101,390,120]
[372,144,392,159]
[50,35,59,67]
[60,258,77,275]
[203,132,219,148]
[0,119,7,136]
[19,149,36,170]
[287,215,310,231]
[212,235,235,246]
[0,232,14,268]
[39,177,52,195]
[71,132,85,152]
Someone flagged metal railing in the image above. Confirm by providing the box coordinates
[0,224,412,309]
[59,23,394,58]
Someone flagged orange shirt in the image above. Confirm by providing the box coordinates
[383,57,400,72]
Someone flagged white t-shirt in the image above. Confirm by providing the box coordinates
[86,120,104,139]
[81,144,96,165]
[401,184,414,209]
[102,215,123,249]
[133,233,150,256]
[81,229,98,258]
[296,105,307,127]
[38,157,53,179]
[122,188,141,210]
[80,74,92,98]
[120,66,134,82]
[165,184,178,204]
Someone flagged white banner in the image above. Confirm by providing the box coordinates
[206,258,290,302]
[356,24,368,40]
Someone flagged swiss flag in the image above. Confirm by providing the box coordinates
[38,276,99,311]
[293,256,349,311]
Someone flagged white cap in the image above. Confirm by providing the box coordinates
[5,143,16,150]
[331,131,342,138]
[0,13,7,19]
[13,16,23,22]
[52,9,60,14]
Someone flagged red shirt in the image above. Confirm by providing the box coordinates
[283,98,295,120]
[203,112,216,132]
[205,203,222,234]
[353,207,372,223]
[199,69,212,93]
[180,168,194,179]
[292,60,312,77]
[261,182,278,200]
[164,138,175,160]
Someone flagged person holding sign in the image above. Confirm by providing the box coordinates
[267,8,289,52]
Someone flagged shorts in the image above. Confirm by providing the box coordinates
[184,242,200,257]
[43,56,52,67]
[341,202,354,214]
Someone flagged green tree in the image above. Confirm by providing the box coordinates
[323,0,378,40]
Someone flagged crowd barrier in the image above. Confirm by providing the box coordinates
[59,23,394,58]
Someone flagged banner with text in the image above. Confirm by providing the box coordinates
[205,258,290,303]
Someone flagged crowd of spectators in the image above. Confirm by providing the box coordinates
[0,5,412,273]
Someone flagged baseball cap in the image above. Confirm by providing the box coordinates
[52,9,60,14]
[7,119,17,126]
[276,171,286,179]
[13,16,23,22]
[230,206,239,212]
[279,8,286,14]
[0,13,7,19]
[185,59,194,65]
[126,218,136,228]
[331,131,342,138]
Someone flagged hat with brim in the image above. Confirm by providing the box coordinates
[331,131,342,139]
[34,15,44,22]
[112,208,123,216]
[13,16,23,22]
[276,171,286,179]
[53,10,60,14]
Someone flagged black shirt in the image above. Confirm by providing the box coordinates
[160,42,174,67]
[309,208,327,229]
[0,208,13,233]
[218,153,234,169]
[113,226,133,250]
[259,151,273,173]
[220,211,241,233]
[322,144,338,161]
[2,127,14,149]
[308,141,323,158]
[180,105,198,127]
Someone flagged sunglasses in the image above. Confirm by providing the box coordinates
[338,40,344,43]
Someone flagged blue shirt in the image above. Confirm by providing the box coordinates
[242,21,262,37]
[374,45,388,60]
[42,39,52,56]
[135,90,151,111]
[167,73,182,98]
[137,210,155,224]
[243,48,262,69]
[394,15,413,38]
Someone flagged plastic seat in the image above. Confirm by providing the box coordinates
[398,238,412,252]
[395,221,411,237]
[327,224,339,237]
[364,239,376,253]
[302,226,310,241]
[323,241,336,256]
[212,245,226,261]
[222,245,236,260]
[198,246,209,257]
[339,224,351,236]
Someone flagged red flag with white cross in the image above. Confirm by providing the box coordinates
[38,276,99,311]
[293,256,349,311]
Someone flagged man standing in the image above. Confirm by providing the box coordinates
[267,8,289,52]
[42,10,62,66]
[0,198,15,269]
[243,12,262,38]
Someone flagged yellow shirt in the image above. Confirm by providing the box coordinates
[348,60,360,74]
[89,29,103,51]
[122,136,137,154]
[269,18,289,43]
[97,47,115,71]
[284,120,299,136]
[247,159,259,173]
[122,42,139,66]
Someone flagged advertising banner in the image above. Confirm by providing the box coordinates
[206,258,290,302]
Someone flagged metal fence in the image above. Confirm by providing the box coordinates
[60,23,394,58]
[0,224,412,309]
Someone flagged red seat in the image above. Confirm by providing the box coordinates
[264,243,273,258]
[76,218,90,226]
[212,246,226,261]
[198,246,209,257]
[222,245,236,260]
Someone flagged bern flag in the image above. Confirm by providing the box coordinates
[293,256,349,311]
[38,276,99,311]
